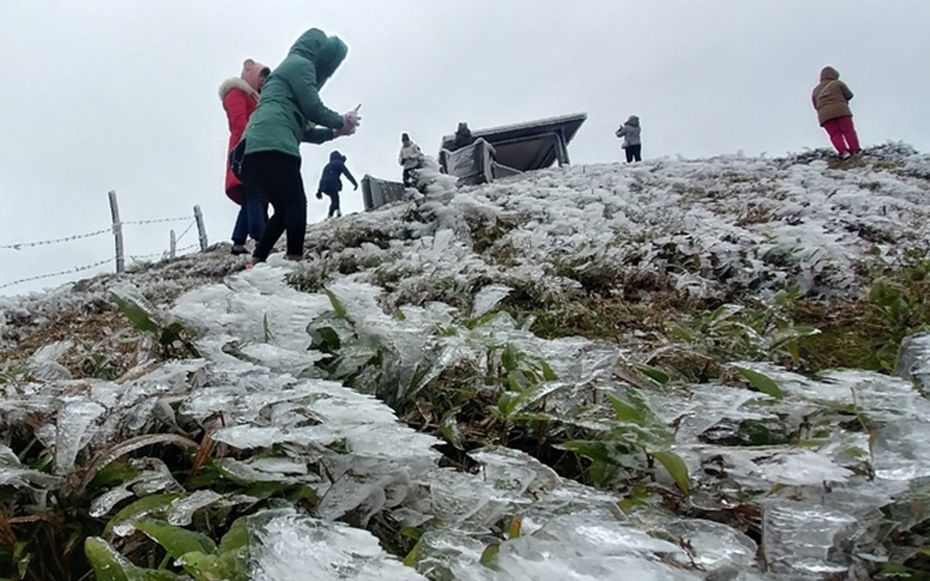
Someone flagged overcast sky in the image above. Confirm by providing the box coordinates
[1,1,928,296]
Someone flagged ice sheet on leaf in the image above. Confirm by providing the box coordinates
[215,456,318,485]
[54,397,106,475]
[469,446,561,498]
[90,459,182,517]
[752,448,854,486]
[762,499,857,576]
[659,519,757,570]
[426,467,501,525]
[471,284,513,318]
[0,443,61,490]
[167,489,224,526]
[314,465,413,523]
[649,383,777,443]
[871,419,930,481]
[170,265,334,356]
[895,331,930,390]
[248,509,425,581]
[415,519,698,581]
[25,340,73,380]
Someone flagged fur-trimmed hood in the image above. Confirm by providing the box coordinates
[219,77,258,101]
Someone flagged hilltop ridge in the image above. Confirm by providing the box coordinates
[2,144,930,579]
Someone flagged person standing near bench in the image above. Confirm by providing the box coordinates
[615,115,642,163]
[398,132,423,187]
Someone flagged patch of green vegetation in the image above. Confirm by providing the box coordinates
[113,294,200,360]
[793,257,930,373]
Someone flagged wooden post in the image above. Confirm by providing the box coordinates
[194,205,208,251]
[169,229,177,259]
[108,190,125,273]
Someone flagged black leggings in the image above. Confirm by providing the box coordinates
[241,151,306,260]
[625,144,642,163]
[321,190,341,217]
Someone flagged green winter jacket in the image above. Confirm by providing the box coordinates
[242,28,347,158]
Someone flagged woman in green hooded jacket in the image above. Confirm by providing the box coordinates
[234,28,361,262]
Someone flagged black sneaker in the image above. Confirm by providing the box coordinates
[231,244,248,255]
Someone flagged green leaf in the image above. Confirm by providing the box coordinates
[262,313,273,343]
[496,391,522,418]
[607,394,645,423]
[104,494,183,538]
[508,515,523,539]
[311,326,341,352]
[439,411,463,449]
[113,294,159,333]
[85,538,130,581]
[400,527,422,541]
[323,288,351,322]
[560,440,613,464]
[767,325,819,348]
[479,543,500,569]
[465,310,498,330]
[178,551,229,580]
[735,366,785,400]
[669,324,696,343]
[135,519,216,560]
[403,541,420,567]
[633,363,670,385]
[218,517,249,555]
[541,361,559,381]
[87,460,142,491]
[13,541,31,580]
[85,537,177,581]
[708,304,743,326]
[588,459,620,486]
[653,451,690,494]
[500,344,518,372]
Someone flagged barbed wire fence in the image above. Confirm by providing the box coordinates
[0,190,209,292]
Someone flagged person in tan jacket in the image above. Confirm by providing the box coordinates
[812,66,860,158]
[398,133,424,186]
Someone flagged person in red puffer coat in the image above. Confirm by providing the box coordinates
[220,59,270,255]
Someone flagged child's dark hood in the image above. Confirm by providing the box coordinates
[290,28,348,89]
[330,150,347,162]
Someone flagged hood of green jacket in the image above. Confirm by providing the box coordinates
[290,28,348,89]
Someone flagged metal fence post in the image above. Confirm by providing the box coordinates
[108,190,125,273]
[194,205,208,251]
[169,229,177,259]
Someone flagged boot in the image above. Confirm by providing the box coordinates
[231,243,248,255]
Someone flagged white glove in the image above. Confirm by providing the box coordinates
[335,109,361,137]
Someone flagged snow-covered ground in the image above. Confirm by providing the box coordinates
[2,144,930,580]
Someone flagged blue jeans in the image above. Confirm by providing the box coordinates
[231,185,267,244]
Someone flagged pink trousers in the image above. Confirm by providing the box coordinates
[822,116,860,154]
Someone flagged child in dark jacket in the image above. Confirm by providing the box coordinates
[316,150,358,218]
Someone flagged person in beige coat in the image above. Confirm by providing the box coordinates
[398,133,423,186]
[812,66,860,158]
